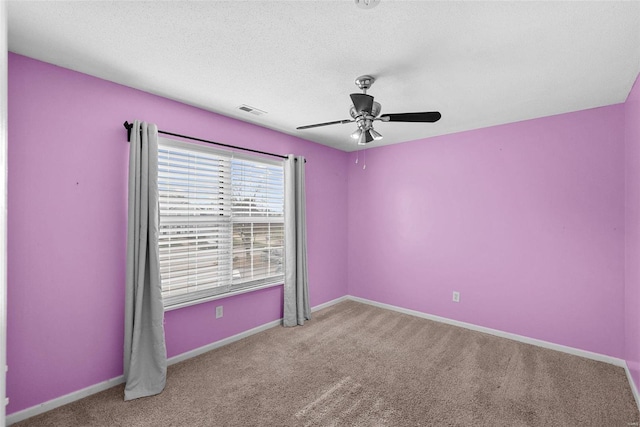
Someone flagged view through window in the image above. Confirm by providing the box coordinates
[157,138,285,309]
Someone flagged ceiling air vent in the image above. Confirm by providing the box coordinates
[238,104,267,116]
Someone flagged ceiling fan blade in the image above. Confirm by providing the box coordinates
[379,112,441,123]
[350,93,374,114]
[296,119,353,130]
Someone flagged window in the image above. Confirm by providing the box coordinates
[157,137,285,309]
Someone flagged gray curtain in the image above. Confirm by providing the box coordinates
[283,155,311,327]
[124,121,167,400]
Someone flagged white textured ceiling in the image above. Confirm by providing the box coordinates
[7,1,640,152]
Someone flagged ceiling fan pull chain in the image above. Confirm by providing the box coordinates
[363,150,367,170]
[355,150,359,164]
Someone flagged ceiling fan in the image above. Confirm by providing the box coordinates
[296,75,441,145]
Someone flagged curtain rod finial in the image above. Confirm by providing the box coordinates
[124,121,133,142]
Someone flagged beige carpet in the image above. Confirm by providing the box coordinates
[13,300,639,426]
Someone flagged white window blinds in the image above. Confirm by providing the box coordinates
[157,138,284,309]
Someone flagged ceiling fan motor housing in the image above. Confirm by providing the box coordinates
[350,102,381,121]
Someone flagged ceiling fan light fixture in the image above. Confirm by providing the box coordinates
[350,128,363,139]
[357,131,368,145]
[369,128,383,140]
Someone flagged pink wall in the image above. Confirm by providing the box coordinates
[7,53,349,414]
[7,51,636,417]
[348,105,626,358]
[625,72,640,394]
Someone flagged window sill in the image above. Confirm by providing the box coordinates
[164,281,284,312]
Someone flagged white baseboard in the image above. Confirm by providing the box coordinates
[311,295,349,312]
[167,318,282,365]
[6,295,348,425]
[168,294,347,366]
[6,375,125,425]
[8,294,632,424]
[347,296,626,367]
[352,295,639,414]
[625,363,640,413]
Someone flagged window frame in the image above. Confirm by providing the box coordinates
[157,137,285,311]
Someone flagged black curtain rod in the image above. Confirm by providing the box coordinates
[123,121,304,162]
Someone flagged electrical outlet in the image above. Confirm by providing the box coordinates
[216,306,223,319]
[452,291,460,303]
